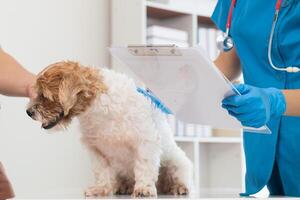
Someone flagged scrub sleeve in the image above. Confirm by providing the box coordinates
[211,0,231,32]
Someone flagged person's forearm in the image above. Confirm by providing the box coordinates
[214,47,241,81]
[0,49,36,97]
[282,90,300,116]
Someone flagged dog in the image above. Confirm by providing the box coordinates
[26,61,193,197]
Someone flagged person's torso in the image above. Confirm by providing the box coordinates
[218,1,300,194]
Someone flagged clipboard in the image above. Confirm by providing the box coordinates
[110,45,271,134]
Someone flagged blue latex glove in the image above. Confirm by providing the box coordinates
[222,84,286,128]
[137,87,173,114]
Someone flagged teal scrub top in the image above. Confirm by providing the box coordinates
[212,0,300,196]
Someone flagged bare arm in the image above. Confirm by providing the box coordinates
[282,90,300,116]
[0,48,36,98]
[214,47,241,81]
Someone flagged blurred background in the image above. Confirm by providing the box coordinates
[0,0,264,198]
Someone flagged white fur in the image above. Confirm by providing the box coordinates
[79,68,193,197]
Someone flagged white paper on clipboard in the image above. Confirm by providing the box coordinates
[110,45,271,134]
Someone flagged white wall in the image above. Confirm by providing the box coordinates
[0,0,110,198]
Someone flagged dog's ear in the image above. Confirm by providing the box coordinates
[35,76,56,101]
[58,64,107,117]
[58,73,87,116]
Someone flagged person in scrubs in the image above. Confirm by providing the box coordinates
[211,0,300,197]
[0,47,36,199]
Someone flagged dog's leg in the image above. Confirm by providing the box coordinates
[133,140,161,198]
[84,149,116,198]
[152,113,193,196]
[158,145,193,196]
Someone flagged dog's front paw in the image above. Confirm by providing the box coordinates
[132,184,157,198]
[84,185,112,198]
[170,183,189,196]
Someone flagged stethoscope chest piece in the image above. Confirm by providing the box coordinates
[217,34,234,52]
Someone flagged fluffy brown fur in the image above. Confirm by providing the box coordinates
[28,61,107,129]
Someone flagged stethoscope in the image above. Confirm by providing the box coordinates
[217,0,300,73]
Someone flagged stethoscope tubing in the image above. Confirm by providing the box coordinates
[219,0,300,73]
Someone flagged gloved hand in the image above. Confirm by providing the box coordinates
[222,84,286,128]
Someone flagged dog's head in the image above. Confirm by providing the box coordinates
[27,61,107,130]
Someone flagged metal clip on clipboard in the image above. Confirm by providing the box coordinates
[128,45,182,56]
[110,45,271,134]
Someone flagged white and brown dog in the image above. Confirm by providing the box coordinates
[26,61,193,197]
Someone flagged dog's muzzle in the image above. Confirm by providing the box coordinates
[42,111,64,129]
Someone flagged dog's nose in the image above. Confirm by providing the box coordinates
[26,109,34,117]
